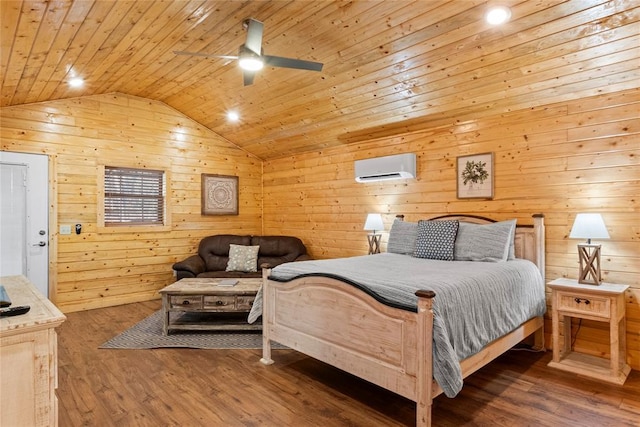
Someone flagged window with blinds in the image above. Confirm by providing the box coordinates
[104,166,165,226]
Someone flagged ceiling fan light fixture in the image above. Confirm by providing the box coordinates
[175,18,323,86]
[239,57,263,71]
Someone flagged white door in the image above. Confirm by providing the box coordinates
[0,152,49,297]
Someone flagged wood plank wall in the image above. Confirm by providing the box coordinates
[262,88,640,370]
[0,93,262,312]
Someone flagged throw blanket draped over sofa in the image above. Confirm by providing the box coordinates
[172,235,310,280]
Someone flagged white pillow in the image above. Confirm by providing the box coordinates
[226,244,260,272]
[454,219,516,262]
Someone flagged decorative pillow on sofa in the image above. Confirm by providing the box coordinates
[454,219,516,262]
[226,244,260,272]
[387,219,418,255]
[414,220,459,261]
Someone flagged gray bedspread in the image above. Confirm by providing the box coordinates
[250,253,546,398]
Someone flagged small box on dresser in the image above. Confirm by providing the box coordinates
[547,278,630,385]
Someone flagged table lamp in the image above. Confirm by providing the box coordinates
[569,213,610,285]
[364,213,384,254]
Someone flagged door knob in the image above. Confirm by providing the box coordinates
[32,241,47,247]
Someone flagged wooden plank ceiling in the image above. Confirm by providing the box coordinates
[2,0,639,160]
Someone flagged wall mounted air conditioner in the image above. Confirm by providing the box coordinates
[354,153,416,183]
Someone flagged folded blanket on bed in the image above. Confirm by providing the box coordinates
[249,253,546,398]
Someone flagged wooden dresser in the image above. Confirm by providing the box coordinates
[0,275,66,427]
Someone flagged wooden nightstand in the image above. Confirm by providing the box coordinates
[547,278,630,385]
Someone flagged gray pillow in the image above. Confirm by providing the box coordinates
[507,221,517,260]
[414,220,459,261]
[387,220,418,255]
[454,219,516,262]
[226,244,260,272]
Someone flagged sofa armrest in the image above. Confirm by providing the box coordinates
[173,255,206,277]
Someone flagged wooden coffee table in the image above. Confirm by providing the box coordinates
[159,278,262,335]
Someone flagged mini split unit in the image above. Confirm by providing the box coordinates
[354,153,417,182]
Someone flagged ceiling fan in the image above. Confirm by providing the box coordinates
[174,18,323,86]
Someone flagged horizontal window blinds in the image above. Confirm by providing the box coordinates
[104,167,164,226]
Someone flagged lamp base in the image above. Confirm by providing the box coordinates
[367,234,382,255]
[577,243,603,285]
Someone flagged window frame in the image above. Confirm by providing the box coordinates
[97,164,171,233]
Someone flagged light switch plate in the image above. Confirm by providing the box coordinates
[60,225,72,235]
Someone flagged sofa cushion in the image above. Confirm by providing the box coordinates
[198,235,251,272]
[226,244,260,272]
[251,235,308,268]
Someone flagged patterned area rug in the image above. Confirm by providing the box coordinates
[100,310,286,350]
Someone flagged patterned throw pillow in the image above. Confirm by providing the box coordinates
[387,219,418,255]
[414,220,459,260]
[226,244,260,272]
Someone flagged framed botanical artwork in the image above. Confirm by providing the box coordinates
[201,174,239,215]
[456,152,494,199]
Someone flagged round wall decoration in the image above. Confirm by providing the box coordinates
[208,181,234,209]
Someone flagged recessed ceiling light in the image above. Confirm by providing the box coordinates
[227,111,239,121]
[485,5,512,25]
[68,77,84,88]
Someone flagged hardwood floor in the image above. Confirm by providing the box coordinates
[57,301,639,426]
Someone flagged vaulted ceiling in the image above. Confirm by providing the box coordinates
[2,1,639,160]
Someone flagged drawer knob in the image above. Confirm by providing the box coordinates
[216,300,225,306]
[182,300,190,305]
[574,297,590,305]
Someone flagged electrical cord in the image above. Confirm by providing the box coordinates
[571,318,582,348]
[509,346,546,353]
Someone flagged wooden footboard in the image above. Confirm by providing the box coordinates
[260,274,431,401]
[260,214,545,427]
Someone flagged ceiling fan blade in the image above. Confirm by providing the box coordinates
[263,55,323,72]
[244,19,264,55]
[243,70,256,86]
[173,50,238,60]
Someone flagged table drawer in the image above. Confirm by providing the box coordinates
[170,295,202,309]
[557,292,610,318]
[236,296,255,311]
[203,295,236,311]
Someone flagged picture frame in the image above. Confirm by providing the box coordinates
[456,152,494,199]
[201,174,239,215]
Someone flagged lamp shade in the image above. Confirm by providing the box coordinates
[569,213,610,240]
[363,213,384,232]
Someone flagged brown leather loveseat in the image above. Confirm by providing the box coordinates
[172,235,310,280]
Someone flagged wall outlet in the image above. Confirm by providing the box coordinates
[60,225,72,235]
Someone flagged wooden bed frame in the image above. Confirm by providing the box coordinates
[260,214,545,427]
